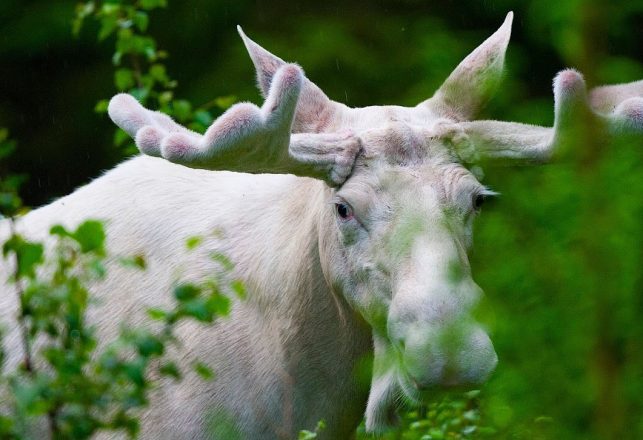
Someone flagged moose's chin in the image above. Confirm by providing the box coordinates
[364,369,402,433]
[364,368,423,433]
[364,367,487,433]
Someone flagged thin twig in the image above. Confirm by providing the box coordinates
[8,219,33,374]
[130,53,144,89]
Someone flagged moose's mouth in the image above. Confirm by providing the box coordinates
[365,331,497,433]
[364,362,434,432]
[365,363,490,433]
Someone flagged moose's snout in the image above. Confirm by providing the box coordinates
[402,323,497,390]
[388,279,497,390]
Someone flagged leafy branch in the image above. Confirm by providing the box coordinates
[73,0,235,155]
[0,218,237,438]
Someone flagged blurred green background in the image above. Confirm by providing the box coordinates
[1,0,641,439]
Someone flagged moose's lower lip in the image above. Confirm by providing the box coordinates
[410,373,480,393]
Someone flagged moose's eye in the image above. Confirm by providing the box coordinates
[335,202,354,220]
[473,194,486,211]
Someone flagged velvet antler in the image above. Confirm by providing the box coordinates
[108,61,360,186]
[420,12,641,163]
[451,70,643,163]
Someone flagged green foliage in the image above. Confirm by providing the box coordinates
[0,216,234,439]
[73,0,235,156]
[0,130,26,219]
[299,419,326,439]
[0,134,236,437]
[357,391,497,440]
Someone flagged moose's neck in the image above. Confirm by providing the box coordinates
[205,171,372,437]
[229,174,372,368]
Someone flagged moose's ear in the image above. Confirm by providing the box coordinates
[425,12,513,121]
[237,26,345,133]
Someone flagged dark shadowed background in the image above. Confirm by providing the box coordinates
[1,0,642,439]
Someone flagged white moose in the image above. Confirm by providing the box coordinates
[2,12,642,439]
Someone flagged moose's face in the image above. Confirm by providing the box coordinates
[108,10,641,434]
[322,121,497,429]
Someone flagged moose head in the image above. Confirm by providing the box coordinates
[108,12,642,432]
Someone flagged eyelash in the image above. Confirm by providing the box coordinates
[472,189,498,212]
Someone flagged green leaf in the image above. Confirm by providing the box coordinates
[185,235,203,250]
[94,99,109,113]
[123,143,139,156]
[49,224,69,237]
[100,3,120,14]
[72,2,95,36]
[146,308,167,321]
[112,50,122,65]
[0,133,16,159]
[149,64,168,84]
[193,110,213,127]
[89,259,107,278]
[158,91,173,106]
[210,253,234,271]
[2,235,44,279]
[214,95,237,110]
[114,128,130,147]
[3,174,28,191]
[298,420,325,439]
[72,220,105,254]
[98,15,118,41]
[174,283,200,302]
[115,68,135,91]
[230,280,246,299]
[429,428,445,439]
[0,172,26,216]
[123,359,146,387]
[135,334,164,357]
[18,241,44,278]
[159,361,181,379]
[119,254,147,270]
[182,299,211,322]
[133,11,149,32]
[207,293,231,316]
[129,87,149,102]
[0,191,22,216]
[172,100,192,122]
[193,361,214,381]
[111,411,140,437]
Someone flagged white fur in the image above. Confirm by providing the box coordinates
[1,157,371,438]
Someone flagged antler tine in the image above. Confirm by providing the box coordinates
[160,63,303,168]
[108,64,302,170]
[108,94,196,142]
[590,79,643,133]
[108,63,362,186]
[453,69,642,163]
